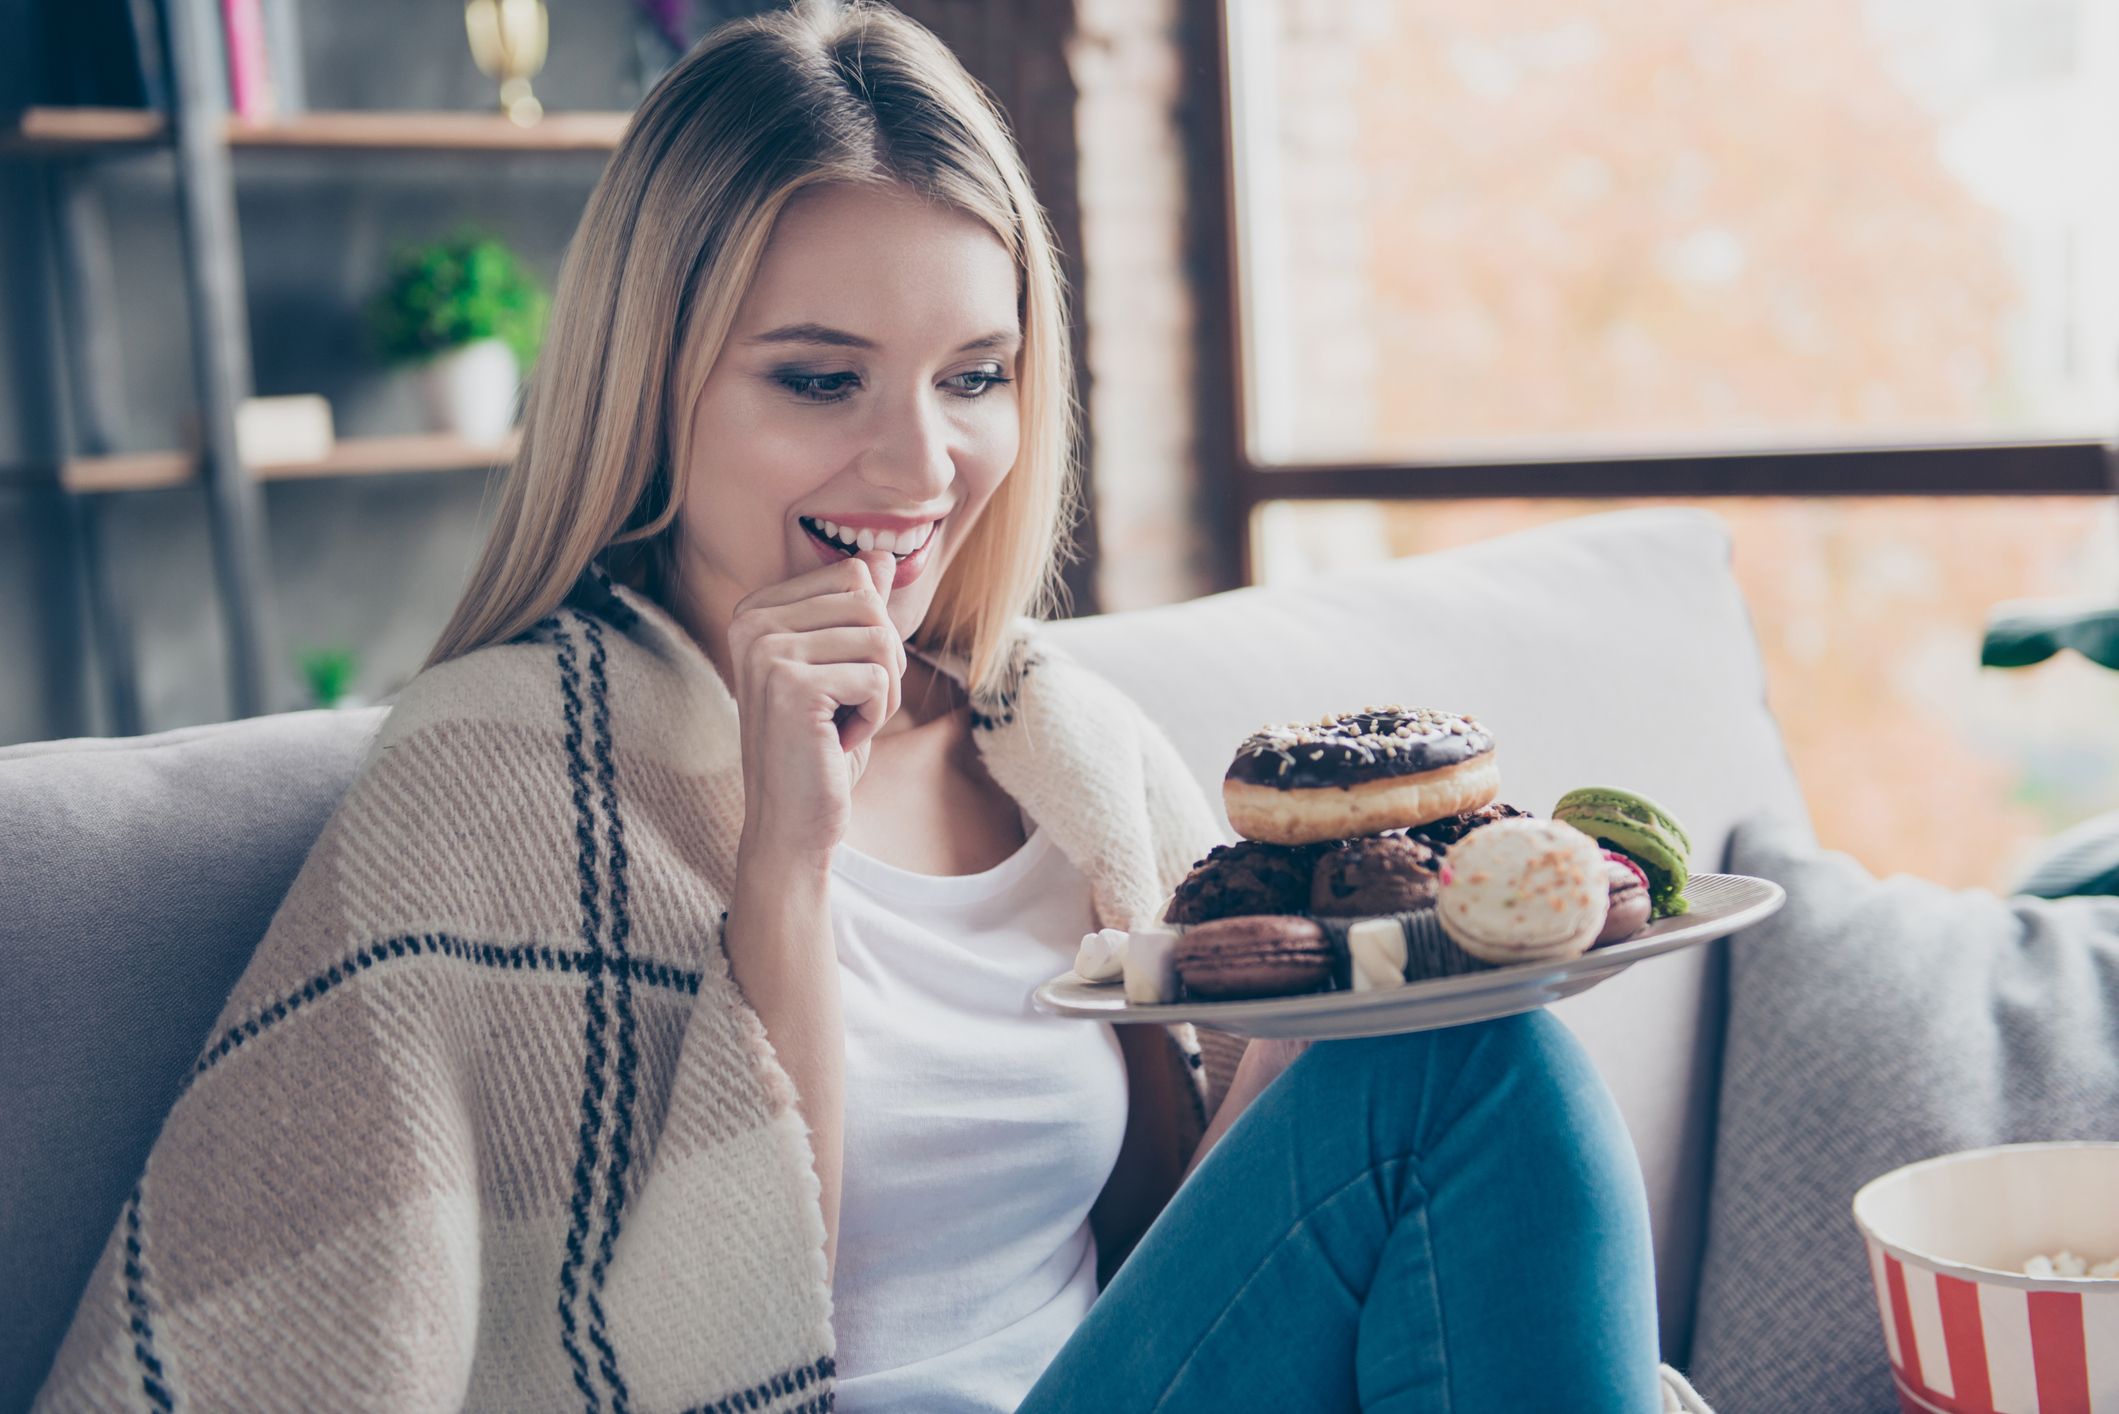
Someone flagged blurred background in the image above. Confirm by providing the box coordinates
[2,0,2115,891]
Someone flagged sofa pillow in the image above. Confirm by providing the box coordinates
[1687,813,2119,1412]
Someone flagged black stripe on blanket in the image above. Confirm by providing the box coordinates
[173,937,700,1101]
[555,615,621,1414]
[122,1181,173,1411]
[578,610,642,1413]
[681,1354,838,1414]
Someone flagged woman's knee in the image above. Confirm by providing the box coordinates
[1298,1008,1589,1098]
[1292,1011,1636,1171]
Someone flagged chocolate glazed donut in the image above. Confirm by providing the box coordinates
[1223,705,1501,846]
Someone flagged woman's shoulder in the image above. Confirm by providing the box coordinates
[999,620,1224,825]
[230,602,718,1021]
[372,626,574,752]
[370,579,735,784]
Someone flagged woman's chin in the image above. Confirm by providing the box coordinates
[884,591,928,640]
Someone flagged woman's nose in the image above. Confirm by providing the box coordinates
[860,388,957,500]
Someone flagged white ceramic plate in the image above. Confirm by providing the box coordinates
[1032,872,1785,1039]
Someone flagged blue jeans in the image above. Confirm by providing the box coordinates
[1016,1010,1662,1413]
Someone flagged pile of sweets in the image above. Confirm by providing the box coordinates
[1074,705,1693,1005]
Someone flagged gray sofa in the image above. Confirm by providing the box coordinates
[1,507,1808,1409]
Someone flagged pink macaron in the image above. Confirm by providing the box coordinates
[1596,850,1653,946]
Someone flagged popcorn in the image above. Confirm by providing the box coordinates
[1074,927,1128,983]
[2022,1250,2119,1279]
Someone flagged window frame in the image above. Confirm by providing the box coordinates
[1198,1,2119,588]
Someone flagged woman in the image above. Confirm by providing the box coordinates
[34,3,1671,1410]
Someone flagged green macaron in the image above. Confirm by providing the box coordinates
[1552,786,1692,917]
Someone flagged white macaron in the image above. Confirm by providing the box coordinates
[1436,817,1610,964]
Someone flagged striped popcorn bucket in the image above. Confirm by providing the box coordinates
[1853,1143,2119,1414]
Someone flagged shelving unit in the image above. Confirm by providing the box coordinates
[4,0,628,735]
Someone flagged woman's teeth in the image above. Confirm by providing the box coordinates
[800,516,936,557]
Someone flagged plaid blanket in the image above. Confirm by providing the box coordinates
[34,564,1225,1414]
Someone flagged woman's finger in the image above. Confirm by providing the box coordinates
[817,660,895,752]
[732,552,877,617]
[748,625,904,671]
[855,548,897,607]
[732,591,906,676]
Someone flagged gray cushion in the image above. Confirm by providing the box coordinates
[0,707,387,1411]
[1686,813,2119,1412]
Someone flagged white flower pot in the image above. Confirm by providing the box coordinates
[417,338,521,443]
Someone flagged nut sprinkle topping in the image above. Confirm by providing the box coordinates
[1228,705,1492,789]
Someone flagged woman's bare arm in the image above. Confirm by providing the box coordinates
[724,844,846,1284]
[1180,1037,1311,1185]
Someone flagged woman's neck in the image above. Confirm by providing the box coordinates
[876,648,964,739]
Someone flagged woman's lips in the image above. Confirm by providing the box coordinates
[801,515,941,586]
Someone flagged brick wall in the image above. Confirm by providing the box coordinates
[1071,0,1215,610]
[864,0,1236,611]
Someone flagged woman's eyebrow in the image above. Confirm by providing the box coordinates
[745,321,1021,354]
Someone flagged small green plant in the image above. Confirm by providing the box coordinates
[366,231,549,370]
[1981,601,2119,672]
[297,646,361,708]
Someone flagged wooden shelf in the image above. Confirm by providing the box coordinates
[61,431,520,493]
[4,107,630,156]
[2,107,166,152]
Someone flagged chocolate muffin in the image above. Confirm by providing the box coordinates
[1310,834,1443,916]
[1164,839,1328,925]
[1405,801,1534,851]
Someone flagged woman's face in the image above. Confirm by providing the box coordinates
[674,182,1023,677]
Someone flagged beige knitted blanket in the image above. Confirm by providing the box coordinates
[33,565,1229,1414]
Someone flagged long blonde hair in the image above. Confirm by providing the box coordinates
[421,0,1080,702]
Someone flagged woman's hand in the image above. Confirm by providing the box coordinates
[727,547,905,870]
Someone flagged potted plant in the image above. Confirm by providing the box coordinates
[367,232,548,443]
[1983,599,2119,897]
[297,645,364,710]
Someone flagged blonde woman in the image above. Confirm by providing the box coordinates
[33,3,1670,1411]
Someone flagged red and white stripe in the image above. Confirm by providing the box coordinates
[1866,1237,2119,1413]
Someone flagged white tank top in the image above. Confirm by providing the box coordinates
[825,821,1130,1413]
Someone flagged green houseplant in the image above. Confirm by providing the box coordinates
[296,645,362,710]
[367,232,548,443]
[1982,598,2119,898]
[1981,601,2119,672]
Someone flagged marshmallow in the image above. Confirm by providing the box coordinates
[1074,927,1128,983]
[1347,917,1408,991]
[1122,925,1181,1005]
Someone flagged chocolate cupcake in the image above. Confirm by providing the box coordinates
[1405,801,1534,852]
[1309,834,1443,916]
[1164,839,1329,925]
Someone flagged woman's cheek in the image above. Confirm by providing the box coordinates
[968,412,1020,495]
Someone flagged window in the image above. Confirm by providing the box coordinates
[1220,0,2116,487]
[1215,1,2119,887]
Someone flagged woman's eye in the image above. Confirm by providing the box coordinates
[775,368,1014,404]
[947,370,1014,398]
[778,372,860,403]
